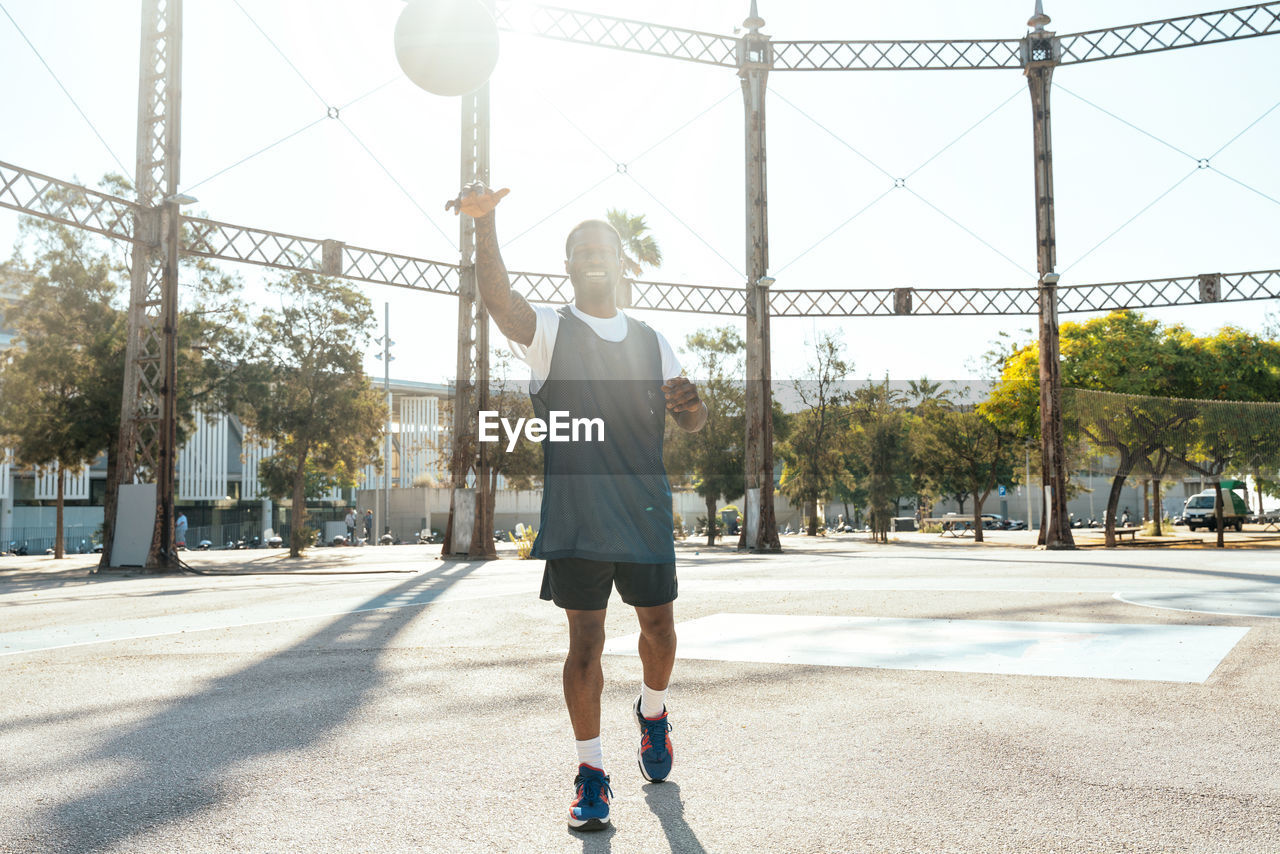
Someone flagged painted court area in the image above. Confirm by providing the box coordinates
[1,537,1278,853]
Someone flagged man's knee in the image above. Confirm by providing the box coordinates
[565,610,607,666]
[636,604,676,647]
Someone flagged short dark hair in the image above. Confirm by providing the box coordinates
[565,219,623,259]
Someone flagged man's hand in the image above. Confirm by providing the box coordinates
[447,181,534,346]
[445,181,510,218]
[663,376,707,432]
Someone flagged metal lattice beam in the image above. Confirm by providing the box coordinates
[770,271,1280,316]
[498,2,1280,71]
[182,216,461,293]
[4,164,1277,317]
[495,3,738,67]
[772,39,1023,71]
[1058,3,1280,65]
[0,160,137,243]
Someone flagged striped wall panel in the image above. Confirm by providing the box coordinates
[241,437,274,501]
[177,413,229,500]
[399,396,440,487]
[34,463,90,500]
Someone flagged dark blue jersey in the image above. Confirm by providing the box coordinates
[530,306,676,563]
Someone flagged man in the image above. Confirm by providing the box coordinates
[174,512,188,551]
[364,509,373,542]
[449,183,707,832]
[344,508,356,544]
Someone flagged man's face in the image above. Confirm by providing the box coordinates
[565,228,623,300]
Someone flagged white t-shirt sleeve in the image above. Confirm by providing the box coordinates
[653,330,683,382]
[508,304,560,384]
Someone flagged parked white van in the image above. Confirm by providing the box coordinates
[1182,487,1248,532]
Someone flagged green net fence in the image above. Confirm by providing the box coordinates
[1061,388,1280,526]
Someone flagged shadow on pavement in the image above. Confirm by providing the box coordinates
[27,561,485,854]
[644,782,706,854]
[569,822,616,851]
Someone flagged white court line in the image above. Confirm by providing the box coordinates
[1113,588,1280,619]
[604,613,1251,683]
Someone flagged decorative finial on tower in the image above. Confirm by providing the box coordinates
[744,0,764,34]
[1028,0,1051,31]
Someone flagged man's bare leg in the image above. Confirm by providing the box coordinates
[635,602,677,692]
[563,608,612,830]
[633,602,676,782]
[564,608,607,739]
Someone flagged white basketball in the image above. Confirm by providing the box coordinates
[394,0,500,97]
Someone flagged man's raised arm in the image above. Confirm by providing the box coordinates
[446,183,536,347]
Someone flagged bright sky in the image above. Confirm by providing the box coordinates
[1,0,1277,388]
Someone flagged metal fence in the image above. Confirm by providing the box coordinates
[0,507,355,555]
[2,525,102,555]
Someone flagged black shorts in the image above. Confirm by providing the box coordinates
[540,557,678,611]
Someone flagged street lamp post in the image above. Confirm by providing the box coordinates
[375,303,394,543]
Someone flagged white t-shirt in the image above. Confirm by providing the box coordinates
[510,304,683,393]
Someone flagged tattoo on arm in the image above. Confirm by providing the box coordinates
[475,214,536,347]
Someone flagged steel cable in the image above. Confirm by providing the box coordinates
[185,77,401,194]
[772,86,1031,277]
[231,2,455,251]
[0,2,131,177]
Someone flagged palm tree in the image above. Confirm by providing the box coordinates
[908,376,952,409]
[606,209,662,277]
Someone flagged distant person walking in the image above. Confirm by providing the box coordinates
[345,508,357,543]
[174,512,188,550]
[364,509,374,542]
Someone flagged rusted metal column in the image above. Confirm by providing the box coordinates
[1022,4,1074,549]
[110,0,182,569]
[737,2,780,552]
[443,80,496,559]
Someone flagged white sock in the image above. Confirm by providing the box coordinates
[640,682,667,719]
[575,736,604,770]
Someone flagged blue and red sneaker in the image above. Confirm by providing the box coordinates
[634,696,673,782]
[568,764,612,831]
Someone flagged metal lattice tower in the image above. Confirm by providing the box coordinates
[1023,5,1075,548]
[442,78,498,559]
[738,1,780,551]
[108,0,183,569]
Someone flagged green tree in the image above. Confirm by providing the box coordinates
[983,312,1280,547]
[240,273,385,557]
[1179,327,1280,545]
[664,327,745,545]
[919,407,1019,543]
[777,332,851,536]
[848,379,913,543]
[984,311,1195,546]
[904,377,955,519]
[0,230,123,558]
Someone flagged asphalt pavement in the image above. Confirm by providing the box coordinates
[1,534,1278,853]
